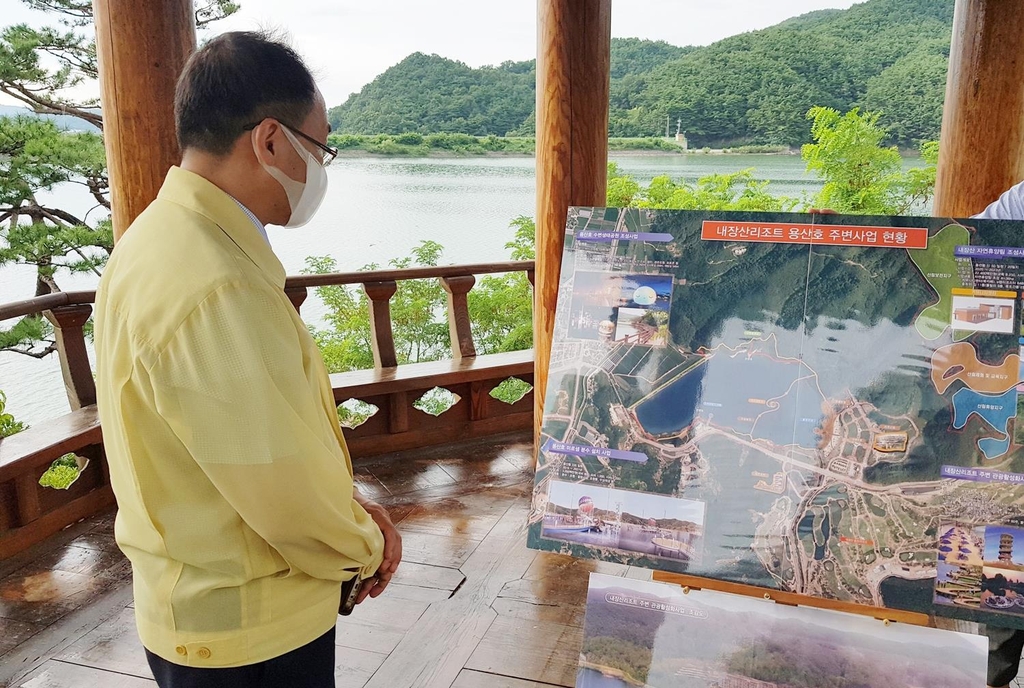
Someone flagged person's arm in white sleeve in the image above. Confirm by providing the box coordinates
[975,181,1024,221]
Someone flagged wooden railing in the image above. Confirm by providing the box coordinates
[0,261,535,558]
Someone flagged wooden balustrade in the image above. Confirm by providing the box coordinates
[45,305,97,411]
[0,261,535,558]
[441,275,477,360]
[364,281,400,368]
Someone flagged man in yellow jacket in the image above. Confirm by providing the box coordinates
[94,31,400,687]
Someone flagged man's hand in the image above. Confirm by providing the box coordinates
[353,491,402,602]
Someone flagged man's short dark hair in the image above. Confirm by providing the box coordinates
[174,31,317,156]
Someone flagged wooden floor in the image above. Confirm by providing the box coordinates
[0,432,652,688]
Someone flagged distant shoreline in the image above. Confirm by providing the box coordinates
[332,145,921,160]
[334,147,800,159]
[334,149,537,159]
[326,133,800,159]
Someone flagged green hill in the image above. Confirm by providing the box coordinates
[329,0,954,147]
[632,0,952,146]
[329,52,535,137]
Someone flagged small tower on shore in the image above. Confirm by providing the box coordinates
[675,117,688,150]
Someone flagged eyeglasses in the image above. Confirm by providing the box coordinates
[244,120,338,167]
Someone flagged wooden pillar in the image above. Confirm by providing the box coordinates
[440,275,478,361]
[934,0,1024,217]
[45,305,97,411]
[284,285,309,313]
[363,281,399,369]
[535,0,611,445]
[93,0,196,241]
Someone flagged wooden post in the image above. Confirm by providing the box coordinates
[45,305,97,411]
[284,285,309,313]
[934,0,1024,217]
[535,0,611,444]
[14,474,42,526]
[440,275,477,360]
[363,281,399,369]
[93,0,197,241]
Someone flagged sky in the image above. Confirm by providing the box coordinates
[588,573,987,654]
[2,0,861,109]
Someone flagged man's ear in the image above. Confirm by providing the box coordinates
[251,119,282,163]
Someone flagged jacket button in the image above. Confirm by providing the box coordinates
[197,647,212,659]
[175,646,187,656]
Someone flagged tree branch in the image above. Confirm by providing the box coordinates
[37,205,85,227]
[37,272,59,294]
[38,43,97,79]
[2,341,58,359]
[0,83,102,129]
[21,0,92,26]
[87,177,110,209]
[70,250,102,275]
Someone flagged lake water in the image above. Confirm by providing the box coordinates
[576,667,633,688]
[633,351,824,447]
[0,153,824,425]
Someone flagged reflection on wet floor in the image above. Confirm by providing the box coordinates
[0,432,652,688]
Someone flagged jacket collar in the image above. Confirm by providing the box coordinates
[157,166,287,288]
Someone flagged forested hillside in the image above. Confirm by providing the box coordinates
[329,0,953,147]
[329,52,536,137]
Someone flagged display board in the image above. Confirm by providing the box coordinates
[526,207,1024,628]
[576,573,986,688]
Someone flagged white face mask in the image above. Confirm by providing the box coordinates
[255,126,329,228]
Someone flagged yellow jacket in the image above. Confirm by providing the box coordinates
[94,166,384,668]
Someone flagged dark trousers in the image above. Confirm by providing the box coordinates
[146,627,336,688]
[988,625,1024,687]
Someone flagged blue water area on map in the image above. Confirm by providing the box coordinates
[577,668,630,688]
[797,509,832,561]
[635,350,825,448]
[634,360,708,435]
[761,374,826,448]
[951,387,1018,459]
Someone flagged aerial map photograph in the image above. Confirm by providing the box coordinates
[527,207,1024,626]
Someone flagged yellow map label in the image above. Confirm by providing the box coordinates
[951,288,1017,299]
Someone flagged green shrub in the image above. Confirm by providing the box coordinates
[426,132,478,150]
[328,133,364,149]
[0,391,25,438]
[367,139,411,155]
[608,137,681,151]
[394,132,424,145]
[725,144,791,154]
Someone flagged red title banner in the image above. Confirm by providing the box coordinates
[701,221,929,249]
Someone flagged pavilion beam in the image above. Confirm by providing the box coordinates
[93,0,197,241]
[534,0,611,446]
[934,0,1024,217]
